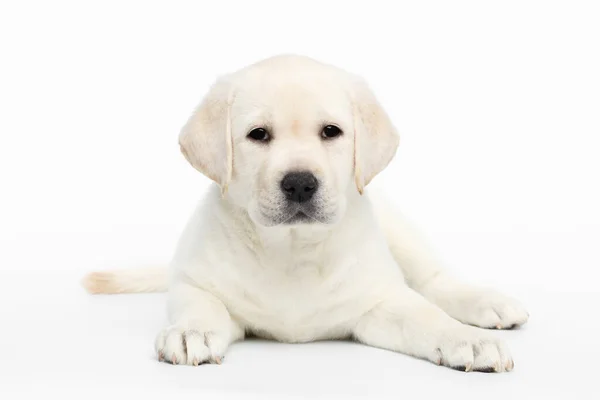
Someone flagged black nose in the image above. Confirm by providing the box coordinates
[280,172,318,203]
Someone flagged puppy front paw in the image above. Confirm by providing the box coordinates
[155,326,229,366]
[433,326,514,373]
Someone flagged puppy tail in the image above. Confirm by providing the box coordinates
[81,266,168,294]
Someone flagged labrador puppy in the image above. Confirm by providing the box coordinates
[83,54,528,372]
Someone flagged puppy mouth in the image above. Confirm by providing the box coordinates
[284,211,313,224]
[281,203,337,225]
[259,204,324,226]
[257,196,338,227]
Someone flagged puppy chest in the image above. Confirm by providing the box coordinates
[230,289,362,341]
[218,261,381,341]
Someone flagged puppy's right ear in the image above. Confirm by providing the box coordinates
[178,77,234,194]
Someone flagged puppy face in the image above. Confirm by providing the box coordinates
[228,69,355,226]
[179,55,399,228]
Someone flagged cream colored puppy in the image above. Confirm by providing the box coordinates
[84,55,528,372]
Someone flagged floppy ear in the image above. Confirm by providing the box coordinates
[178,77,234,194]
[352,79,400,194]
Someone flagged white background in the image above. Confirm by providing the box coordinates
[1,1,599,398]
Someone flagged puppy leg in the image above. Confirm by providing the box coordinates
[353,287,514,372]
[155,282,243,366]
[416,274,529,330]
[376,200,528,329]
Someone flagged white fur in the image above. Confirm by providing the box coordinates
[84,55,528,372]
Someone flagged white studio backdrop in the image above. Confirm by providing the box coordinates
[0,1,599,399]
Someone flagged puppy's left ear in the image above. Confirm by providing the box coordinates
[351,78,400,194]
[178,76,234,195]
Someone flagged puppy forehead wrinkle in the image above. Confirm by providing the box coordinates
[291,119,300,133]
[232,85,352,132]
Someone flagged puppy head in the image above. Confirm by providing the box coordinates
[179,55,399,227]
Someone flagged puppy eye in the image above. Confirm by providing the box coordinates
[321,125,343,139]
[247,128,271,142]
